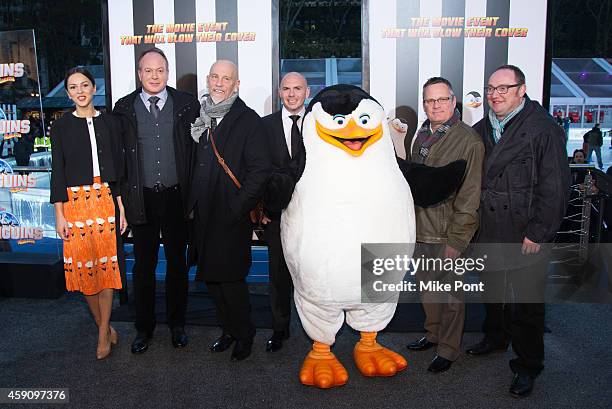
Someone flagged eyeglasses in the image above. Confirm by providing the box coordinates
[485,84,522,95]
[423,95,454,105]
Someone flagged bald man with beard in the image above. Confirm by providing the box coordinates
[260,72,310,352]
[188,60,271,362]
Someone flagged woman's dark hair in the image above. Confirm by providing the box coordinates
[64,66,96,91]
[572,149,585,158]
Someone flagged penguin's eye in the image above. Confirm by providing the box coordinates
[359,114,370,125]
[333,115,346,126]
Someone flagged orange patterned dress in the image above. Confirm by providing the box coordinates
[62,176,122,295]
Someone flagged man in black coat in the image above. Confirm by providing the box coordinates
[467,65,570,397]
[188,60,271,361]
[260,72,310,352]
[113,48,200,354]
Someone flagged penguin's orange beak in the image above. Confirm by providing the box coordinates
[315,118,383,156]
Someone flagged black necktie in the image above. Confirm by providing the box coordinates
[148,96,160,119]
[289,115,300,158]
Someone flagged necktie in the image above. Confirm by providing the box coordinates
[148,96,160,119]
[289,115,300,158]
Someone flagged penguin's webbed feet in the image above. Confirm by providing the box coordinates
[300,341,348,389]
[354,332,407,377]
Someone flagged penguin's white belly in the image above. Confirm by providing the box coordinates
[281,166,415,306]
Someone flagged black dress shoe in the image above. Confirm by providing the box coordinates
[509,373,534,398]
[171,327,188,348]
[210,334,235,353]
[466,339,507,356]
[231,339,253,361]
[407,336,437,351]
[131,332,151,354]
[427,355,452,373]
[266,331,289,352]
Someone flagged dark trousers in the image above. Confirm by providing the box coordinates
[206,280,255,341]
[481,258,548,378]
[266,220,292,335]
[131,186,188,334]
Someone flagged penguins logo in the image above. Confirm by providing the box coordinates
[0,210,43,243]
[309,86,384,157]
[0,158,36,191]
[464,91,483,108]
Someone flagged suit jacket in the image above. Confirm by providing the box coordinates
[261,110,292,219]
[112,86,200,225]
[190,97,272,281]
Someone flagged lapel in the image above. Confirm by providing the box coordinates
[207,96,248,185]
[483,101,533,181]
[273,111,291,162]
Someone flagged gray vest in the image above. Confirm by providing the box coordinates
[134,94,178,188]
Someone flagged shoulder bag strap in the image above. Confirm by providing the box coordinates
[209,128,242,189]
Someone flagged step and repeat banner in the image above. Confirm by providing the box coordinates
[368,0,548,153]
[0,29,56,253]
[106,0,274,115]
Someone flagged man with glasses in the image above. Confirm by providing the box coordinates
[467,65,570,397]
[113,48,200,354]
[406,77,484,373]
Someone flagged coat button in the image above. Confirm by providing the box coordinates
[133,185,137,189]
[131,148,135,152]
[503,205,508,210]
[489,206,495,211]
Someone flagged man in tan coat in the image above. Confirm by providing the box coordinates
[406,77,484,373]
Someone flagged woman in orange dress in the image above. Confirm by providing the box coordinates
[50,67,127,360]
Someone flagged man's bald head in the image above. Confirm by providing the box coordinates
[207,59,240,103]
[279,72,310,114]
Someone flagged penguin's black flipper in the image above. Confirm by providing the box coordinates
[397,157,467,207]
[263,136,306,216]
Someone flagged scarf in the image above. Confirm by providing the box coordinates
[190,92,238,143]
[488,98,525,144]
[414,109,460,160]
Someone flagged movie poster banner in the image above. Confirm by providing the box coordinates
[0,30,55,250]
[368,0,548,144]
[106,0,274,115]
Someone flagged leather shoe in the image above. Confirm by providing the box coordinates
[407,336,437,351]
[509,373,534,398]
[231,339,253,361]
[131,332,151,354]
[210,334,235,353]
[171,327,188,348]
[466,339,507,356]
[427,355,452,373]
[266,331,289,352]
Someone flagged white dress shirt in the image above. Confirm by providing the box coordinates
[140,88,168,113]
[281,106,305,157]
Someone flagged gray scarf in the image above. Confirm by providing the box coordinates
[190,92,238,143]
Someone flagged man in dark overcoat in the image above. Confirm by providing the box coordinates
[467,64,570,397]
[188,59,271,362]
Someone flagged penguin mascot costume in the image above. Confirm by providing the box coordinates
[266,85,466,389]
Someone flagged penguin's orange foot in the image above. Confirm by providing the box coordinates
[354,336,408,377]
[299,342,348,389]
